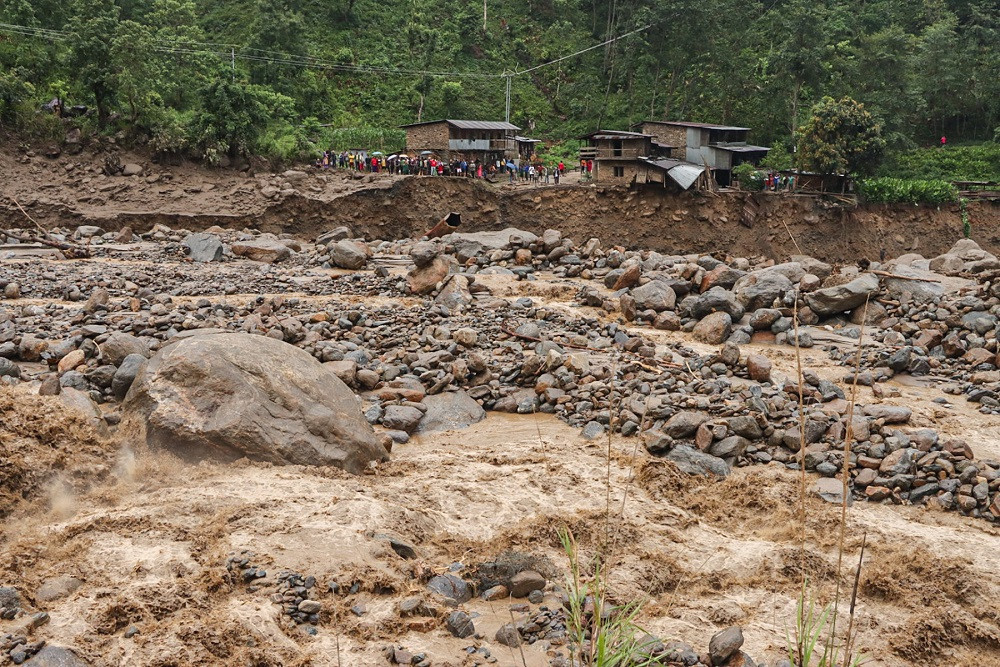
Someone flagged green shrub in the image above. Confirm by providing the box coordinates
[857,177,957,205]
[733,162,764,191]
[326,127,405,152]
[537,139,583,167]
[882,143,1000,182]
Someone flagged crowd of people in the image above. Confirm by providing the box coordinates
[314,149,571,185]
[763,172,795,190]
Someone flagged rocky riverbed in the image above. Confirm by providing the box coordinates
[2,220,1000,666]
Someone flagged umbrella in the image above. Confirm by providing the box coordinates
[371,151,384,156]
[420,150,434,155]
[387,154,399,160]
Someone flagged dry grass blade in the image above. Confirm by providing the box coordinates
[508,606,529,667]
[827,295,869,659]
[844,532,868,665]
[791,290,809,666]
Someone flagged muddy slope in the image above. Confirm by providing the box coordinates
[264,177,1000,263]
[4,147,1000,263]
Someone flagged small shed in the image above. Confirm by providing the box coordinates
[514,136,541,161]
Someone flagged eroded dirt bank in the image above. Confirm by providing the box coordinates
[3,149,999,263]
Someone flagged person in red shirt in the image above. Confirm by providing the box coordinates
[941,136,947,147]
[586,159,593,174]
[558,161,565,174]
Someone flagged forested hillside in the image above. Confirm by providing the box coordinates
[1,0,999,162]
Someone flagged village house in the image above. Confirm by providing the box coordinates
[399,119,527,163]
[579,130,658,183]
[634,121,770,186]
[579,130,707,191]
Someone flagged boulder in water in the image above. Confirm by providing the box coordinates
[122,332,388,473]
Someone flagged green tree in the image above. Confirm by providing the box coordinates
[191,75,297,160]
[912,13,971,141]
[67,0,120,126]
[247,0,309,93]
[441,81,462,117]
[797,96,886,176]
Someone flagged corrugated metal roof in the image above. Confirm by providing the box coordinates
[650,121,750,131]
[714,144,770,153]
[582,129,653,140]
[641,157,706,190]
[447,119,520,131]
[400,119,521,131]
[514,136,541,143]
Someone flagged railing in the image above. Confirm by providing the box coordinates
[449,139,515,151]
[578,148,646,160]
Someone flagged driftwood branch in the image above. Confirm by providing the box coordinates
[870,269,942,283]
[4,197,90,258]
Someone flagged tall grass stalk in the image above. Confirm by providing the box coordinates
[825,296,869,664]
[791,292,808,581]
[559,529,658,667]
[788,285,869,667]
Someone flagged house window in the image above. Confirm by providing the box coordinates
[613,140,623,157]
[613,166,625,177]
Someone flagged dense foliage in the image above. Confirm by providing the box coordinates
[1,0,999,163]
[880,143,1000,182]
[856,177,958,205]
[797,97,886,176]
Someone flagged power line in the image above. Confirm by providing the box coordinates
[514,20,657,76]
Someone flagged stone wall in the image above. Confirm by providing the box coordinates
[641,123,688,151]
[405,122,450,152]
[594,161,643,184]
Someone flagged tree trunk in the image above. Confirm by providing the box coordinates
[790,79,802,140]
[417,93,424,122]
[94,84,109,128]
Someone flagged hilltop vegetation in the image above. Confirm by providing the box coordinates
[1,0,999,164]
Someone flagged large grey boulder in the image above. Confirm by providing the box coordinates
[630,280,676,312]
[182,233,223,262]
[689,286,744,321]
[111,353,146,400]
[330,239,368,270]
[100,332,150,366]
[417,390,486,433]
[442,228,537,250]
[880,264,945,301]
[24,646,90,666]
[231,238,292,263]
[733,270,794,310]
[122,333,388,473]
[789,255,832,280]
[804,273,879,316]
[666,445,730,478]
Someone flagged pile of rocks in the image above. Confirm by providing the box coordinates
[0,587,54,665]
[271,572,323,627]
[224,550,267,588]
[4,220,1000,524]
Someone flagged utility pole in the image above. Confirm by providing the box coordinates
[504,74,512,124]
